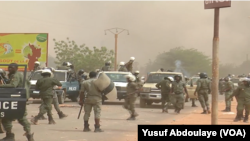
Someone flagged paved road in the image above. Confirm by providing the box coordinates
[0,95,224,141]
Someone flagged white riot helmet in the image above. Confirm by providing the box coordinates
[135,71,139,74]
[130,57,135,61]
[120,62,125,65]
[125,74,136,81]
[41,69,52,74]
[34,61,40,65]
[168,77,174,82]
[67,62,72,67]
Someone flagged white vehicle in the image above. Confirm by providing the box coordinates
[97,71,133,103]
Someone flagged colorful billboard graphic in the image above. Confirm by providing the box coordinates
[0,33,48,71]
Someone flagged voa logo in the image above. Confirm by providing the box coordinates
[69,87,77,91]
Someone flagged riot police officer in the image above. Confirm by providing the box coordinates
[101,62,111,71]
[31,69,63,125]
[0,63,35,141]
[118,62,128,72]
[133,71,141,83]
[57,62,70,70]
[171,75,189,113]
[77,69,87,88]
[125,57,135,73]
[33,61,41,71]
[194,72,211,114]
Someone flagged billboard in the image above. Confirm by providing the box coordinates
[0,33,48,71]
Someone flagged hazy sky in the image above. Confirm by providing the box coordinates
[0,1,249,68]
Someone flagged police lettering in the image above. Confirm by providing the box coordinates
[0,101,18,109]
[0,112,4,117]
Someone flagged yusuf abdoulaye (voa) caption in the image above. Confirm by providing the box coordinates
[138,125,247,140]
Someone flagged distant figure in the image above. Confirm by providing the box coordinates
[57,62,70,70]
[101,62,111,71]
[125,57,135,73]
[118,62,128,72]
[33,61,41,71]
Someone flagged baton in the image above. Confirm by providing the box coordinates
[77,105,83,119]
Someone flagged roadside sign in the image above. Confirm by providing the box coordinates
[204,0,231,9]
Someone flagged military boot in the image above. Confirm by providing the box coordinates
[192,100,197,107]
[176,108,181,114]
[223,107,230,112]
[83,121,91,132]
[207,108,211,114]
[234,113,241,122]
[228,106,231,112]
[222,107,228,112]
[201,109,207,114]
[163,109,168,113]
[30,116,40,125]
[38,115,47,120]
[48,115,56,124]
[0,133,15,141]
[25,133,34,141]
[94,119,103,132]
[243,112,249,123]
[58,111,68,119]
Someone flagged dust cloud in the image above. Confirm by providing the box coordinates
[0,1,249,70]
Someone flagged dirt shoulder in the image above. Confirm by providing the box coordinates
[171,99,249,125]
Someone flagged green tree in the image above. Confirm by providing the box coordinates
[145,47,212,77]
[53,38,114,72]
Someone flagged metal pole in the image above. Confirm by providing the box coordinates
[115,34,118,71]
[211,8,220,125]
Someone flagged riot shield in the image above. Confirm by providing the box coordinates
[0,64,27,133]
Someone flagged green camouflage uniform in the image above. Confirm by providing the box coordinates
[80,78,102,121]
[223,81,234,110]
[118,66,128,72]
[229,85,250,122]
[57,66,70,70]
[195,78,211,112]
[156,79,171,111]
[0,72,31,134]
[124,81,139,118]
[101,66,111,71]
[125,61,133,73]
[171,81,185,110]
[35,76,62,121]
[33,66,41,71]
[219,81,225,94]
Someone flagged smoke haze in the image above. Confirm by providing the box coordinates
[0,1,249,68]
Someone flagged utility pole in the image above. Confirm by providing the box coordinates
[204,0,231,125]
[104,28,129,71]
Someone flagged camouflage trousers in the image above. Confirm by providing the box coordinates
[172,94,184,109]
[237,99,250,116]
[198,90,209,110]
[38,96,53,117]
[161,93,170,110]
[2,108,31,133]
[84,100,102,121]
[40,92,61,115]
[123,96,137,115]
[225,92,232,108]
